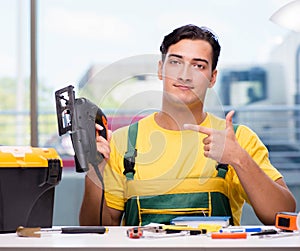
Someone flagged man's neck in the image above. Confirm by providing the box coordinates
[155,103,206,130]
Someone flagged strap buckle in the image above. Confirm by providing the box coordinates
[123,149,137,175]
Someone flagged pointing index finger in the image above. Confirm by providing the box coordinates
[183,124,212,136]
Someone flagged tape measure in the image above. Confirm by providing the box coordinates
[275,212,300,231]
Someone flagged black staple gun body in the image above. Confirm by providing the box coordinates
[55,85,108,172]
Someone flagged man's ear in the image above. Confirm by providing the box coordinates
[158,60,163,80]
[208,69,218,88]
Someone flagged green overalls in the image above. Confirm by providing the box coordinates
[123,122,237,226]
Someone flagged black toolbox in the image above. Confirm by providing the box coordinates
[0,146,62,233]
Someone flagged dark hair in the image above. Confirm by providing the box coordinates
[160,24,221,70]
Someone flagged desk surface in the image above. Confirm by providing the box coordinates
[0,226,300,251]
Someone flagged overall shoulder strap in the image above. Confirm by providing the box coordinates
[123,122,138,180]
[233,124,239,133]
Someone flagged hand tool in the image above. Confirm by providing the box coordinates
[250,229,278,236]
[211,232,247,239]
[55,85,108,173]
[126,225,206,239]
[275,212,299,231]
[16,226,108,238]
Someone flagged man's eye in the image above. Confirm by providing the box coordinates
[170,60,181,65]
[193,64,205,69]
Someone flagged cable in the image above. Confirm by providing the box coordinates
[92,163,104,226]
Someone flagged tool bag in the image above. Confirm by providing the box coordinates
[123,122,238,226]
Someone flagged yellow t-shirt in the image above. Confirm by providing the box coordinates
[104,112,282,225]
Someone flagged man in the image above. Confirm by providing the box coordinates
[79,24,296,226]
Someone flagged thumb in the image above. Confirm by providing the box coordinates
[225,110,235,130]
[107,129,112,142]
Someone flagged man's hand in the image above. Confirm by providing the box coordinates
[183,111,241,164]
[95,123,112,159]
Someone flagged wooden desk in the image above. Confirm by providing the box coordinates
[0,226,300,251]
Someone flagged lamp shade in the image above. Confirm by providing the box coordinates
[270,0,300,32]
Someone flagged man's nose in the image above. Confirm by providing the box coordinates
[177,63,192,83]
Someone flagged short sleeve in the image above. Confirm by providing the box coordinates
[103,127,129,211]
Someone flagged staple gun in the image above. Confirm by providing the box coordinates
[55,85,108,172]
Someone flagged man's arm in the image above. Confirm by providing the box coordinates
[232,146,296,225]
[79,125,123,226]
[229,147,295,225]
[79,167,123,226]
[184,111,296,225]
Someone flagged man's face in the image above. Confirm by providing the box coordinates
[158,39,217,109]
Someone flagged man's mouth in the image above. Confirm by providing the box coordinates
[173,84,194,91]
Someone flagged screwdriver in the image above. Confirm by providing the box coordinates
[16,226,108,238]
